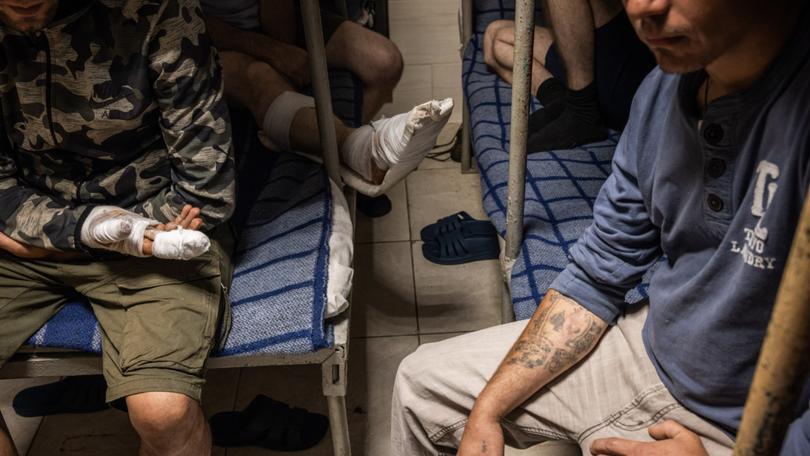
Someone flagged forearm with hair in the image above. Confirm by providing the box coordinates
[471,289,608,420]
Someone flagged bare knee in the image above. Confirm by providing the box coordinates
[127,392,201,447]
[483,20,514,67]
[372,39,404,87]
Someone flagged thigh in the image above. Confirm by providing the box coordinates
[0,254,71,365]
[77,228,234,403]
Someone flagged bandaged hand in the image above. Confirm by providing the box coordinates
[80,205,210,260]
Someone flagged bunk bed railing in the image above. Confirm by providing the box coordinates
[502,0,535,323]
[300,2,352,454]
[460,0,475,173]
[734,189,810,455]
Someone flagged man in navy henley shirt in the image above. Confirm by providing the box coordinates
[391,0,810,455]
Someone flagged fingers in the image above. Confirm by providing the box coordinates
[174,205,202,229]
[648,420,690,441]
[590,437,639,455]
[143,238,153,256]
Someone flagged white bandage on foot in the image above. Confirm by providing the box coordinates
[80,206,210,260]
[340,98,454,196]
[150,228,211,260]
[260,91,316,152]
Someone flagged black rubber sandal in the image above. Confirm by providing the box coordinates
[13,375,109,417]
[209,395,329,451]
[422,227,500,265]
[420,211,497,242]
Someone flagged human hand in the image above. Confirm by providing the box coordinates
[143,205,203,256]
[458,413,505,456]
[0,232,82,261]
[590,420,709,456]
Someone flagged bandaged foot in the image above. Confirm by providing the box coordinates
[340,98,454,196]
[81,206,210,260]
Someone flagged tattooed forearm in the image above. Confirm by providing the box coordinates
[505,290,607,375]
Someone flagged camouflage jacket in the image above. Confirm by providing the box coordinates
[0,0,236,251]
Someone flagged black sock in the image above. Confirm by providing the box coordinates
[536,77,566,106]
[527,82,608,152]
[528,78,567,133]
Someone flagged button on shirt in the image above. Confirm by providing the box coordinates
[550,8,810,454]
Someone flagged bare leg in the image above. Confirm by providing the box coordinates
[325,21,404,122]
[543,0,596,90]
[218,51,354,157]
[483,21,555,95]
[0,413,17,456]
[259,0,403,122]
[544,0,623,89]
[219,51,452,189]
[127,392,210,456]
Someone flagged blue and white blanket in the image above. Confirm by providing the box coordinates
[463,1,649,320]
[24,71,361,356]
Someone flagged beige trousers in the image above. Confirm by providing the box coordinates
[391,306,735,455]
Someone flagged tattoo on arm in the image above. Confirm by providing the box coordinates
[505,291,607,374]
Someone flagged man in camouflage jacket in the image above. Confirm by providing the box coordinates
[0,0,235,454]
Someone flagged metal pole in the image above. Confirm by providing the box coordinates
[504,0,535,261]
[301,0,343,187]
[460,0,475,173]
[734,192,810,455]
[327,395,351,455]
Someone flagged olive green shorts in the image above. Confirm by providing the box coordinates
[0,226,234,403]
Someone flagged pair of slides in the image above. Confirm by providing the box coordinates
[421,211,500,264]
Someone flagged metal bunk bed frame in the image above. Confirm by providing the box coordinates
[0,1,356,455]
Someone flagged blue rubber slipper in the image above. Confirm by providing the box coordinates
[420,211,497,241]
[422,228,500,265]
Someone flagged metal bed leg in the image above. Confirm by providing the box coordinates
[300,0,344,187]
[461,99,474,174]
[460,0,475,174]
[322,349,351,456]
[503,0,536,322]
[734,195,810,455]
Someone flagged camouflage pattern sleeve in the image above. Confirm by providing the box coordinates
[135,0,236,229]
[0,109,88,251]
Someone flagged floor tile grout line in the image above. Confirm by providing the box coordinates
[405,177,423,343]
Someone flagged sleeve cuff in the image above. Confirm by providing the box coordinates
[550,264,628,325]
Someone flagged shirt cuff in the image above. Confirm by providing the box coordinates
[549,263,628,325]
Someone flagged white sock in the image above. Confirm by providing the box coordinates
[151,228,210,260]
[261,91,316,152]
[339,98,455,183]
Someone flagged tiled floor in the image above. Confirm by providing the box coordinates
[0,1,514,455]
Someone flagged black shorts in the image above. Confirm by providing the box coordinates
[545,12,656,131]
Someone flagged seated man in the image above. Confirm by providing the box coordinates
[201,0,453,197]
[483,0,655,151]
[393,0,810,454]
[0,0,236,454]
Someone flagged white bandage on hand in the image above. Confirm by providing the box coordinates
[148,228,211,261]
[80,206,210,260]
